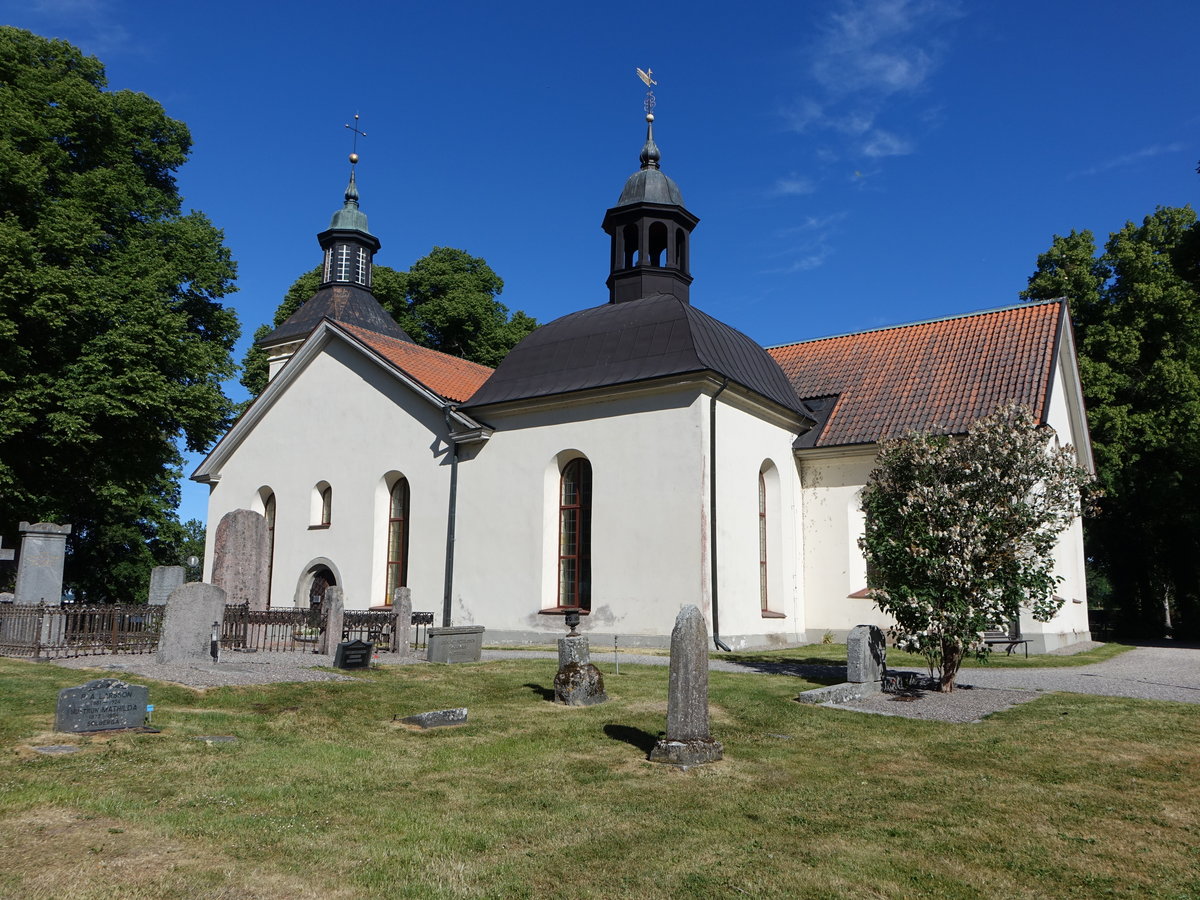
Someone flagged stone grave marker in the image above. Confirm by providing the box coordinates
[427,625,484,663]
[319,586,345,655]
[14,521,71,606]
[392,587,412,656]
[554,632,607,706]
[846,624,886,684]
[333,638,373,669]
[399,708,468,729]
[157,583,226,665]
[55,678,149,733]
[210,509,269,611]
[148,566,186,606]
[649,605,723,766]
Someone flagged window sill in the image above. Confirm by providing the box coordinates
[308,523,331,531]
[760,609,787,619]
[538,606,591,616]
[847,587,871,599]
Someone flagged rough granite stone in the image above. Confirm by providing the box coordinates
[427,625,484,663]
[554,636,607,705]
[148,566,186,606]
[650,605,723,765]
[847,624,886,683]
[400,708,468,729]
[319,586,345,655]
[557,634,591,668]
[393,587,412,656]
[157,582,226,665]
[14,521,71,606]
[210,509,270,611]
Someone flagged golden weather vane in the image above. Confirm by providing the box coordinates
[344,113,366,164]
[636,67,657,115]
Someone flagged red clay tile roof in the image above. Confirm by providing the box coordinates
[767,301,1063,448]
[341,324,494,403]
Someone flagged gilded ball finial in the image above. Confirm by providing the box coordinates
[646,113,654,123]
[349,152,359,165]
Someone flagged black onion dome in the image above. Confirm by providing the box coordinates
[465,294,811,418]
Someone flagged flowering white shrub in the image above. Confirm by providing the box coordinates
[859,404,1093,691]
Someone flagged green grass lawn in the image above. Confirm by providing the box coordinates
[0,652,1196,899]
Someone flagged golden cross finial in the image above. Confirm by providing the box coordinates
[636,67,657,115]
[344,114,366,164]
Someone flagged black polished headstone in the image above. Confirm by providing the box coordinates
[55,679,148,733]
[333,639,373,669]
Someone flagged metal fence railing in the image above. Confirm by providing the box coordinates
[0,602,163,660]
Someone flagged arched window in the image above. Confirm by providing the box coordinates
[558,458,592,610]
[385,478,410,605]
[759,471,768,611]
[676,227,687,274]
[311,482,332,527]
[648,222,668,266]
[622,224,639,268]
[263,492,276,606]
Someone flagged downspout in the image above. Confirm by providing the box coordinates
[710,377,731,651]
[441,408,460,628]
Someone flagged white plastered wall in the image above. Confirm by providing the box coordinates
[204,338,453,611]
[453,384,709,644]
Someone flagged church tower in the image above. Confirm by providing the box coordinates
[601,111,699,304]
[258,148,412,382]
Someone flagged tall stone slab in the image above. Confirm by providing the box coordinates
[210,509,270,611]
[393,587,412,656]
[319,586,345,655]
[14,522,71,606]
[846,624,886,684]
[148,566,186,606]
[650,605,723,766]
[157,583,226,665]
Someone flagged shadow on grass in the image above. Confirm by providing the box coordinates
[523,682,555,702]
[603,723,659,755]
[721,656,849,684]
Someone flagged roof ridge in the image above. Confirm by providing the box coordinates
[766,298,1062,351]
[341,323,495,374]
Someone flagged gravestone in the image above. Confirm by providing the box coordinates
[399,707,467,729]
[392,587,412,656]
[319,586,345,655]
[14,521,71,606]
[554,635,607,706]
[649,605,723,766]
[55,679,149,733]
[427,625,484,663]
[846,624,886,683]
[148,566,186,606]
[157,583,226,665]
[333,638,373,669]
[210,509,270,611]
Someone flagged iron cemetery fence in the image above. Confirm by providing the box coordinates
[0,602,163,659]
[220,605,433,653]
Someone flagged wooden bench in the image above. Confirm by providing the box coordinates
[983,628,1030,658]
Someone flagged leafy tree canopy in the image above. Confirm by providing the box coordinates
[241,247,536,397]
[1022,206,1200,638]
[0,27,240,600]
[860,404,1092,691]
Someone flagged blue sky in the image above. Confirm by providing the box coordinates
[3,0,1197,524]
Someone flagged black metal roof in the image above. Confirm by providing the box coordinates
[258,283,413,347]
[465,294,812,418]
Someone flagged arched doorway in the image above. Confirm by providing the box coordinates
[298,563,338,627]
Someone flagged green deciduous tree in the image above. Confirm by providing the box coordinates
[241,246,536,397]
[1023,206,1200,639]
[0,27,239,600]
[860,405,1092,691]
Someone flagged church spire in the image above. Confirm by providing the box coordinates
[601,71,699,304]
[318,120,380,288]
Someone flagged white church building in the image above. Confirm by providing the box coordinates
[194,114,1093,653]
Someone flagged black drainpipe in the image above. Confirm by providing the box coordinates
[441,409,460,628]
[710,378,731,652]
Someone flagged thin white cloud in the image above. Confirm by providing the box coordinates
[1069,143,1186,179]
[11,0,133,56]
[764,211,849,273]
[772,174,817,197]
[861,129,914,158]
